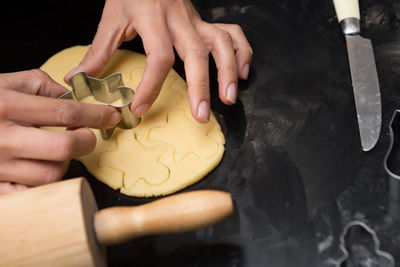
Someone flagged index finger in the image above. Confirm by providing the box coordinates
[0,70,68,97]
[1,89,121,129]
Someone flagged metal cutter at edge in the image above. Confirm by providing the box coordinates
[60,72,141,140]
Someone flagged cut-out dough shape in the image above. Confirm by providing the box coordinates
[40,46,225,197]
[150,109,220,162]
[99,129,169,188]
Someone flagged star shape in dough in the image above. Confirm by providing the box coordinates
[149,109,220,162]
[98,129,169,189]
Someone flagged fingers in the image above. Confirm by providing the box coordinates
[0,69,68,97]
[180,39,210,123]
[0,119,96,187]
[0,89,121,129]
[64,1,132,83]
[0,159,67,186]
[0,125,93,186]
[167,9,210,123]
[6,126,96,161]
[0,182,29,195]
[214,24,253,80]
[61,0,252,124]
[197,22,238,105]
[130,7,175,117]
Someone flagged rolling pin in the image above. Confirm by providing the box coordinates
[0,177,233,267]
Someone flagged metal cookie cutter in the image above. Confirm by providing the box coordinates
[335,221,395,267]
[384,110,400,221]
[60,72,141,139]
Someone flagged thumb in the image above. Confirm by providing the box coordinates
[64,12,131,83]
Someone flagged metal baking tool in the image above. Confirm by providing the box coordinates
[335,221,395,267]
[333,0,382,151]
[61,72,141,139]
[384,110,400,221]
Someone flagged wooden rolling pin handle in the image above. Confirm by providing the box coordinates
[94,190,233,246]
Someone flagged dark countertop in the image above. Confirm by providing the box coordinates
[2,0,400,266]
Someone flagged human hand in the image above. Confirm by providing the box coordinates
[64,0,253,123]
[0,70,121,194]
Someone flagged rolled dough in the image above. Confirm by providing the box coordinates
[40,46,225,197]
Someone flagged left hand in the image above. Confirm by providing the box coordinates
[64,0,253,123]
[0,70,121,195]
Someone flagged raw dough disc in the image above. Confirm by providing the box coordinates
[40,46,225,197]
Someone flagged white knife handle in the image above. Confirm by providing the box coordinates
[333,0,360,22]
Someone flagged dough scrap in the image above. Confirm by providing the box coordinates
[40,46,225,197]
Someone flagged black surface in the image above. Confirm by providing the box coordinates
[3,0,400,266]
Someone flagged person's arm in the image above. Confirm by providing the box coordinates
[0,69,121,194]
[64,0,253,123]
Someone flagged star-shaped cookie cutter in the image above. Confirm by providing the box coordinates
[60,72,141,140]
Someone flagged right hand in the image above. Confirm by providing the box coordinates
[64,0,253,124]
[0,70,121,194]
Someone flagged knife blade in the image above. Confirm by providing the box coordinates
[333,0,382,151]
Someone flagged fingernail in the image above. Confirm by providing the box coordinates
[66,68,77,77]
[197,101,209,123]
[110,112,121,125]
[242,64,250,80]
[133,104,149,117]
[64,67,78,84]
[226,83,237,104]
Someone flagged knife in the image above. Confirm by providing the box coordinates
[333,0,382,151]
